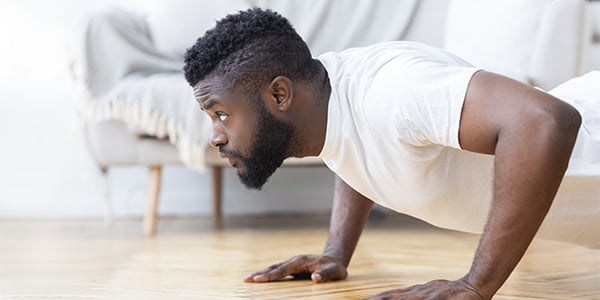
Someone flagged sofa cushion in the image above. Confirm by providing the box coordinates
[444,0,548,84]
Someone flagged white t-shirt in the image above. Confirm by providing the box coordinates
[317,41,600,249]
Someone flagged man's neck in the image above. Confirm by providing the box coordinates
[292,66,331,158]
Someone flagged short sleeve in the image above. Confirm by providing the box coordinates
[363,49,480,149]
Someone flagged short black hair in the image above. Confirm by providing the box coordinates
[183,8,320,94]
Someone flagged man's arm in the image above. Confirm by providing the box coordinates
[244,175,373,283]
[458,71,581,298]
[368,71,581,300]
[322,175,374,269]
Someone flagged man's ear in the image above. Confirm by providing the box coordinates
[269,76,293,111]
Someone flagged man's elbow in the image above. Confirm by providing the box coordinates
[536,99,581,150]
[550,101,581,140]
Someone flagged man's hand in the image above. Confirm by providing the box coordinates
[243,254,347,283]
[366,279,485,300]
[244,176,372,285]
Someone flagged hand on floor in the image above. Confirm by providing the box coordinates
[243,254,347,283]
[366,279,486,300]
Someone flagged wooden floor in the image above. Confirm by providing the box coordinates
[0,213,598,299]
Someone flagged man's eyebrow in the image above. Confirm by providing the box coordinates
[201,99,218,111]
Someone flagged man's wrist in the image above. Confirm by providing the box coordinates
[461,272,500,300]
[459,277,487,300]
[323,245,351,267]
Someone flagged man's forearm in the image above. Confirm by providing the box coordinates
[323,175,374,267]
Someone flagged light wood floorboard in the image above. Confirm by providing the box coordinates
[0,214,598,299]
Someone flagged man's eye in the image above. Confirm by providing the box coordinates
[215,112,228,121]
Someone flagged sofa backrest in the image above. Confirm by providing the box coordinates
[140,0,585,90]
[139,0,251,58]
[444,0,585,89]
[141,0,445,58]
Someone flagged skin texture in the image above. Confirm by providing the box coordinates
[195,70,581,299]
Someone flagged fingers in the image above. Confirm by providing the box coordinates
[366,280,484,300]
[243,255,349,284]
[243,263,281,282]
[244,257,305,283]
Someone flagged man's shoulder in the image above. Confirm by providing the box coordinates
[318,41,472,80]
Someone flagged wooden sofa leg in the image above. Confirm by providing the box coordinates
[144,165,162,236]
[212,166,223,221]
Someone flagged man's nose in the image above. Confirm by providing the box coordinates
[209,124,228,148]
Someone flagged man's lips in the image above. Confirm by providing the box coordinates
[219,152,238,167]
[227,157,237,167]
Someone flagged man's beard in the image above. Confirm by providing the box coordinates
[222,103,295,190]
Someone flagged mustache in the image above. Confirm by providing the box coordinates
[219,147,243,159]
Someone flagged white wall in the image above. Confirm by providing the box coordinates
[0,0,335,218]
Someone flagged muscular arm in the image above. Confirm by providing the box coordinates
[458,71,581,298]
[323,175,374,267]
[370,71,581,300]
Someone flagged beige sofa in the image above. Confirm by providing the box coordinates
[74,0,589,235]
